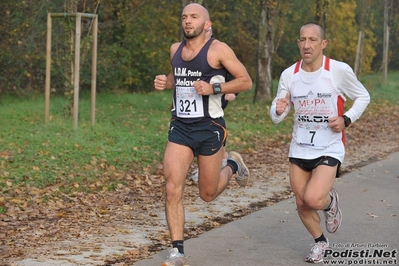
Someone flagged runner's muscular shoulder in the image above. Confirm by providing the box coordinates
[208,40,252,92]
[170,42,182,59]
[207,40,231,69]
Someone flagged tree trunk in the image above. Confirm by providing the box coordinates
[354,30,364,77]
[354,0,371,78]
[65,0,78,117]
[315,0,329,34]
[354,0,363,77]
[254,0,276,103]
[382,0,390,83]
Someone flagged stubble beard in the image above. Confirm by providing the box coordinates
[183,28,204,39]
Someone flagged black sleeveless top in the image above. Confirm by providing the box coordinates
[171,37,227,124]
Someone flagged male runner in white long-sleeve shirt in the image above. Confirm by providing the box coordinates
[270,22,370,263]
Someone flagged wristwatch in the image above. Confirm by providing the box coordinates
[212,83,222,95]
[342,115,352,127]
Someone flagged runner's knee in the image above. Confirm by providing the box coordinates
[165,180,184,202]
[199,190,218,202]
[304,193,326,210]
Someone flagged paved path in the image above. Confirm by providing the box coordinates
[134,152,399,266]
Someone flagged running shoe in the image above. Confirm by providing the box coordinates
[305,239,329,263]
[188,152,228,182]
[188,169,198,182]
[161,248,189,266]
[228,151,250,187]
[323,188,342,233]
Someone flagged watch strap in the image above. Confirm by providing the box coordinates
[212,83,221,95]
[342,115,351,127]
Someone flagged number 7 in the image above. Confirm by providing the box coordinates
[309,131,316,143]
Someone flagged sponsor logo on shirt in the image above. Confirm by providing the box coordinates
[317,93,332,98]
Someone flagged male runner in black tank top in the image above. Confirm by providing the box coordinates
[154,3,252,266]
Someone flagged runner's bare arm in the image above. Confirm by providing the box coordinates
[208,41,252,94]
[154,42,181,90]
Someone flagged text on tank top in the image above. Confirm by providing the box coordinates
[171,37,227,123]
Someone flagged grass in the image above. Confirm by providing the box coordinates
[0,91,172,194]
[0,71,398,196]
[361,71,399,102]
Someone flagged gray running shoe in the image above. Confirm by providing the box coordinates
[305,239,329,263]
[228,151,250,187]
[188,156,227,182]
[161,248,189,266]
[323,188,342,233]
[188,169,198,182]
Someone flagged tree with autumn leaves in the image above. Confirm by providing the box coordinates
[0,0,397,100]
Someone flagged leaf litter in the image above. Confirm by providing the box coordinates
[0,105,398,265]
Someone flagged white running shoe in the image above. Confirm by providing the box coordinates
[188,169,198,182]
[188,155,227,182]
[323,188,342,233]
[161,248,189,266]
[228,151,250,187]
[305,239,329,263]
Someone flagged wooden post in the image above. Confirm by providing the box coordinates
[73,14,82,129]
[91,15,98,126]
[45,14,52,123]
[382,0,389,83]
[45,12,98,128]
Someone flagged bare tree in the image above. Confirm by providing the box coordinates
[316,0,329,33]
[382,0,390,83]
[64,0,78,116]
[254,0,278,102]
[354,0,371,78]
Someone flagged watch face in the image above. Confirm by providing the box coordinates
[213,83,221,94]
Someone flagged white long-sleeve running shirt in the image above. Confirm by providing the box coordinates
[270,56,370,163]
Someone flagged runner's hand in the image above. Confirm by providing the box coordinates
[193,80,212,95]
[328,116,345,132]
[154,75,168,91]
[224,93,236,101]
[276,92,290,115]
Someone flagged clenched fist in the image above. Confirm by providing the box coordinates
[154,75,168,91]
[276,92,291,115]
[193,80,212,95]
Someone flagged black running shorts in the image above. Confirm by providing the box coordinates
[168,118,227,157]
[289,156,342,177]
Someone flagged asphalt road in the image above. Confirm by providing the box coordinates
[134,152,399,266]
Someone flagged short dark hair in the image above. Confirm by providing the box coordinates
[301,22,326,40]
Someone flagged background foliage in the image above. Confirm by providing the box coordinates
[0,0,397,96]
